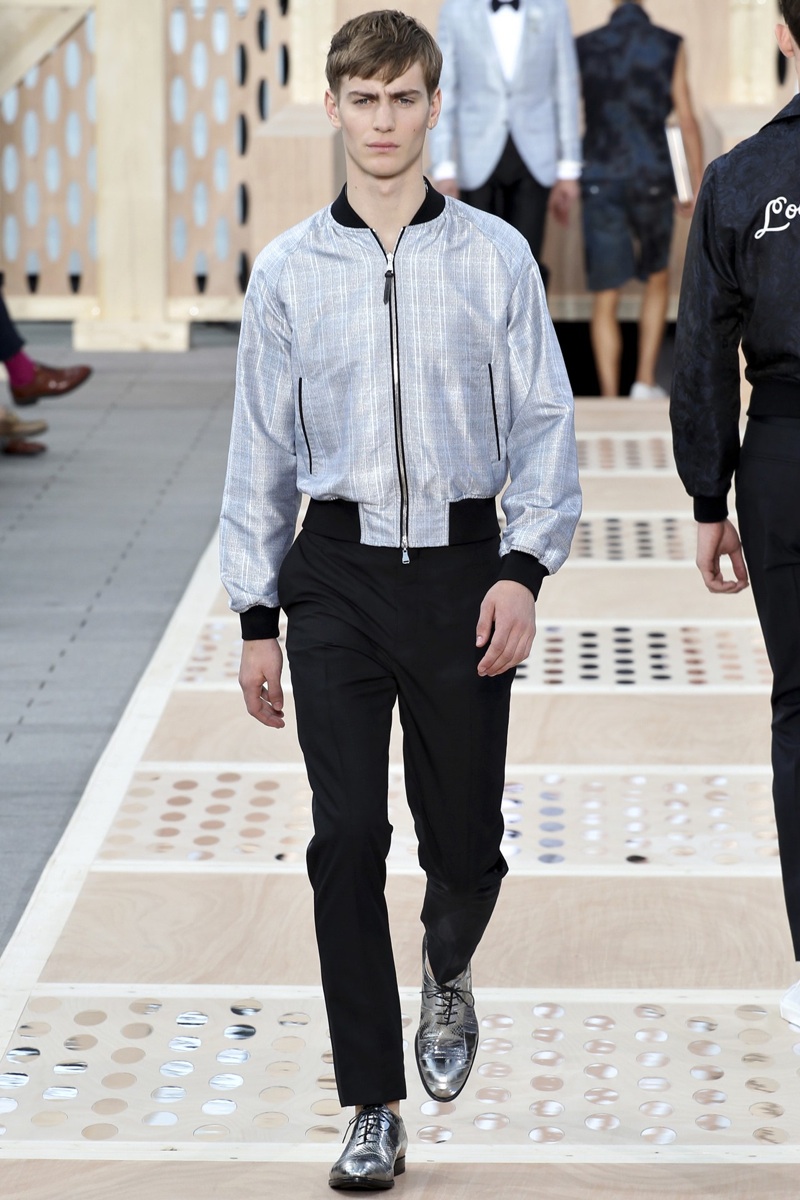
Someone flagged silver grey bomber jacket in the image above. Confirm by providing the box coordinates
[220,185,581,634]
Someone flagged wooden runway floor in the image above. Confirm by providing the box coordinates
[0,399,797,1198]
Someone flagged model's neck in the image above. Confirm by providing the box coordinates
[344,169,428,253]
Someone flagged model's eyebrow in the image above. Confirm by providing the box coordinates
[346,87,424,100]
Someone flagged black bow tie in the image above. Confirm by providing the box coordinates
[491,0,520,10]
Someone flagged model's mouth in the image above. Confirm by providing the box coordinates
[368,143,399,150]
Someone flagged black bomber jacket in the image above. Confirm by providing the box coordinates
[671,94,800,522]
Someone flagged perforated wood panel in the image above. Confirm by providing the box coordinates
[165,0,290,300]
[0,15,97,297]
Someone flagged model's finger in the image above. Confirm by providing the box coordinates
[476,597,495,647]
[730,546,749,585]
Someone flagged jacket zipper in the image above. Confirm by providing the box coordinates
[373,228,410,564]
[488,363,501,461]
[297,377,313,473]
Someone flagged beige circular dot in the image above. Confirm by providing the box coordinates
[641,1126,677,1145]
[106,835,136,846]
[476,1088,511,1104]
[750,1102,784,1118]
[742,1052,772,1066]
[416,1125,453,1144]
[753,1127,788,1144]
[211,789,236,799]
[584,1040,615,1055]
[529,1101,564,1118]
[193,1124,230,1138]
[693,1090,727,1106]
[531,1076,563,1092]
[640,1101,674,1118]
[637,1053,669,1068]
[420,1101,456,1117]
[93,1099,128,1116]
[316,1074,338,1091]
[31,1111,68,1127]
[739,1028,770,1045]
[584,1088,618,1105]
[584,1016,615,1031]
[254,780,279,792]
[531,1051,564,1068]
[246,812,271,824]
[128,787,155,798]
[635,1005,666,1020]
[266,1061,299,1076]
[64,1036,96,1052]
[102,1074,137,1090]
[688,1041,721,1057]
[82,1124,118,1140]
[195,837,220,846]
[585,1063,618,1080]
[130,1001,162,1016]
[217,773,242,783]
[252,1111,289,1129]
[746,1078,779,1094]
[638,1077,670,1092]
[691,1066,724,1081]
[74,1012,106,1027]
[478,1062,511,1078]
[121,1024,152,1040]
[174,780,199,791]
[249,796,275,808]
[696,1114,731,1131]
[156,828,180,838]
[28,998,61,1014]
[205,806,230,816]
[19,1023,51,1038]
[167,797,192,807]
[481,1015,514,1030]
[111,1048,145,1065]
[260,1086,294,1103]
[306,1124,342,1142]
[474,1112,509,1131]
[480,1038,513,1054]
[529,1126,564,1143]
[271,1037,305,1053]
[160,813,185,824]
[585,1114,620,1132]
[311,1099,342,1117]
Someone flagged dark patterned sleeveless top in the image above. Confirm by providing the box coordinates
[576,3,682,185]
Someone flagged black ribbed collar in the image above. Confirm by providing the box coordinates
[610,2,650,27]
[331,179,446,228]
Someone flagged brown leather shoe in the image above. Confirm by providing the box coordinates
[0,410,49,439]
[11,362,92,406]
[3,438,47,456]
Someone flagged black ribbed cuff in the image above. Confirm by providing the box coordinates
[693,495,728,523]
[239,606,281,640]
[498,550,549,599]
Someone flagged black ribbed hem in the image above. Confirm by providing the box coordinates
[749,379,800,419]
[498,550,548,599]
[240,606,281,640]
[693,495,728,523]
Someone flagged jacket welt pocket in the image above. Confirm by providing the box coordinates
[297,378,313,473]
[488,363,501,461]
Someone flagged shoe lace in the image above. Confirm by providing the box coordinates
[343,1104,390,1146]
[423,980,475,1026]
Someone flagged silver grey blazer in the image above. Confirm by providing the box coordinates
[430,0,581,190]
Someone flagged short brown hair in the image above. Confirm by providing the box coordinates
[326,10,442,98]
[780,0,800,44]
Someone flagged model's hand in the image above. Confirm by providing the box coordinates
[435,177,460,199]
[548,179,579,226]
[239,638,286,728]
[476,580,536,677]
[696,520,749,594]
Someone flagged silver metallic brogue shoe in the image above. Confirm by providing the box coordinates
[414,938,479,1101]
[329,1104,407,1191]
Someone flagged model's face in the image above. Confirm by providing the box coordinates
[325,63,441,183]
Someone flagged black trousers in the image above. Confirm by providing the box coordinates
[0,290,24,362]
[460,137,551,286]
[736,417,800,960]
[279,530,513,1106]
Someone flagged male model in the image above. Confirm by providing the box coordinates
[670,0,800,1027]
[429,0,581,284]
[577,0,702,399]
[220,10,580,1189]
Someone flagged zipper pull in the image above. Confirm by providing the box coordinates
[383,251,394,304]
[401,536,410,565]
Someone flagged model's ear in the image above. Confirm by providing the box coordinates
[776,22,797,59]
[427,87,443,130]
[325,88,342,129]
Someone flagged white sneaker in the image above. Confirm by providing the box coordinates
[629,381,669,400]
[779,979,800,1026]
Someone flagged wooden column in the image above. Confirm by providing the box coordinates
[73,0,188,351]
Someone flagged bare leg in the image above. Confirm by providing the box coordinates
[635,269,670,387]
[590,289,622,397]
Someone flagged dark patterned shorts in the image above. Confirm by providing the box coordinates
[581,178,675,292]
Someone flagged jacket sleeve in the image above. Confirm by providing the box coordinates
[553,0,582,170]
[219,249,301,638]
[500,253,582,578]
[670,160,743,523]
[428,0,459,178]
